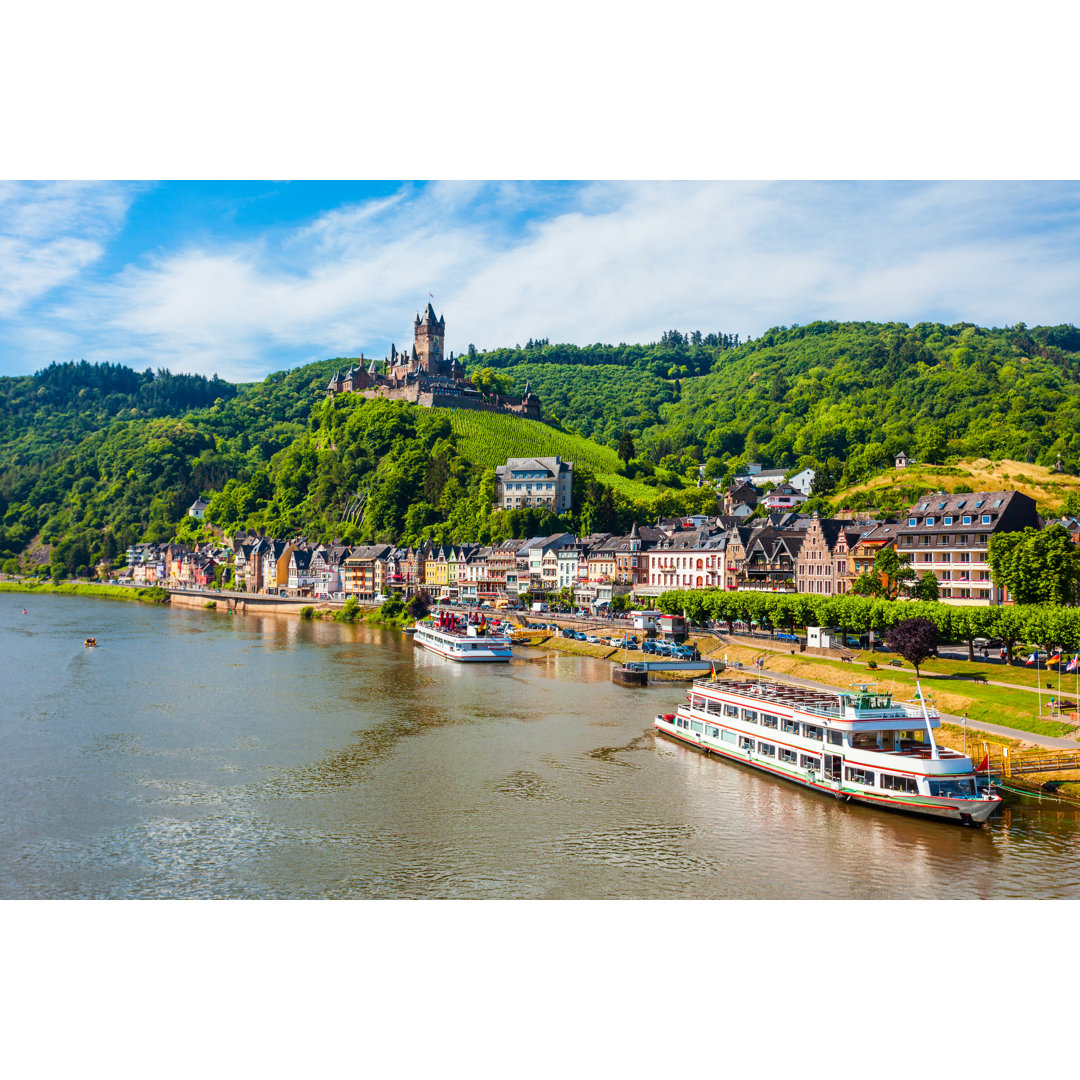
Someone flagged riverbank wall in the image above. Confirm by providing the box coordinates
[166,589,347,616]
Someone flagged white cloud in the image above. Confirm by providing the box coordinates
[10,181,1080,380]
[0,181,135,318]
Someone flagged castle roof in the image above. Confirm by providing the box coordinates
[417,303,444,326]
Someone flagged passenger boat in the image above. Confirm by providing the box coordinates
[655,677,1002,825]
[412,610,512,663]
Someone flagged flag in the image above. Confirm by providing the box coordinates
[429,292,434,297]
[1025,652,1037,666]
[1048,652,1062,666]
[1068,654,1079,673]
[974,753,989,773]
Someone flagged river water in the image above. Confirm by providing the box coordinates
[3,593,1079,899]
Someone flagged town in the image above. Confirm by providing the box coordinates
[121,469,1069,612]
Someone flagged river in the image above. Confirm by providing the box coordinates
[2,593,1079,899]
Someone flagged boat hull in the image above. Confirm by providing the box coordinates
[655,718,1001,825]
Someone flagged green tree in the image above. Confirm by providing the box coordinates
[912,570,940,601]
[617,431,636,465]
[988,524,1080,605]
[872,547,916,601]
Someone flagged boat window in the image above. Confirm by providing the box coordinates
[779,748,798,764]
[742,709,759,723]
[705,699,722,714]
[845,766,875,785]
[721,729,737,744]
[739,736,754,751]
[757,741,776,757]
[723,704,739,717]
[826,729,844,745]
[706,725,719,739]
[928,777,975,797]
[781,717,799,734]
[761,714,778,729]
[880,773,919,793]
[677,717,688,729]
[800,754,821,771]
[852,731,880,749]
[803,724,823,741]
[691,720,704,734]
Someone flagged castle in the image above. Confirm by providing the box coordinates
[326,305,542,420]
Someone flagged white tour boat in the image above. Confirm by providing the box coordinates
[655,677,1002,825]
[413,614,513,663]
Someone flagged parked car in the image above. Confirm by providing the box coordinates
[586,635,602,644]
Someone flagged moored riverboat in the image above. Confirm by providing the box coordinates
[413,611,512,663]
[655,677,1002,825]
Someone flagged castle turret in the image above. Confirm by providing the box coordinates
[415,302,445,373]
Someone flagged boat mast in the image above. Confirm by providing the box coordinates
[915,679,940,760]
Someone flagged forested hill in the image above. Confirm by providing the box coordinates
[5,318,1080,576]
[635,320,1080,484]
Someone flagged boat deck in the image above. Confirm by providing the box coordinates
[692,678,847,718]
[874,742,967,760]
[424,625,509,641]
[691,677,936,724]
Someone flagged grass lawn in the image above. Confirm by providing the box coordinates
[0,581,169,605]
[537,636,618,660]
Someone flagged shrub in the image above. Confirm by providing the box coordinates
[335,596,362,623]
[300,605,315,620]
[204,600,217,610]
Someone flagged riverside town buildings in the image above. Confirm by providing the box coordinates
[325,306,543,419]
[493,456,574,514]
[895,490,1039,604]
[120,488,1054,611]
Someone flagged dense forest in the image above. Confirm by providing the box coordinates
[3,319,1080,577]
[644,321,1080,490]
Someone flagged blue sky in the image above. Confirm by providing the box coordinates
[2,180,1080,383]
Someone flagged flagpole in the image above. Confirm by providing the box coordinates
[1036,651,1042,718]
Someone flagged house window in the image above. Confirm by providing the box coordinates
[944,516,953,525]
[982,515,991,524]
[926,517,935,526]
[962,516,972,525]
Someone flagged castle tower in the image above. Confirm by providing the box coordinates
[414,303,445,374]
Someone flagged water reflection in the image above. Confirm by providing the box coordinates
[3,593,1080,898]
